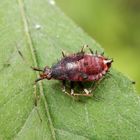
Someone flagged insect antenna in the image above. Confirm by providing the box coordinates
[16,44,42,122]
[31,67,43,72]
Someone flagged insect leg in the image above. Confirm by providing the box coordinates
[70,82,92,97]
[70,81,75,95]
[62,80,66,92]
[61,81,75,98]
[77,82,92,96]
[81,45,88,53]
[89,48,94,54]
[62,50,67,57]
[81,44,97,55]
[78,82,90,94]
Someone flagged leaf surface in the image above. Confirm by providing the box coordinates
[0,0,140,140]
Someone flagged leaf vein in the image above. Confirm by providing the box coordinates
[55,128,91,140]
[14,107,35,139]
[17,0,56,139]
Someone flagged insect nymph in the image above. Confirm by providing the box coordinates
[32,45,113,96]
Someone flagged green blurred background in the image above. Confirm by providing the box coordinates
[56,0,140,92]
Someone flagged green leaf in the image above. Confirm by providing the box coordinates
[0,0,140,140]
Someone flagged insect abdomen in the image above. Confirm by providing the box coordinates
[79,55,108,74]
[51,53,112,82]
[68,55,108,81]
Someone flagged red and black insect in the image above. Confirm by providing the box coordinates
[32,45,113,96]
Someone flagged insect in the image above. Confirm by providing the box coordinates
[32,45,113,96]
